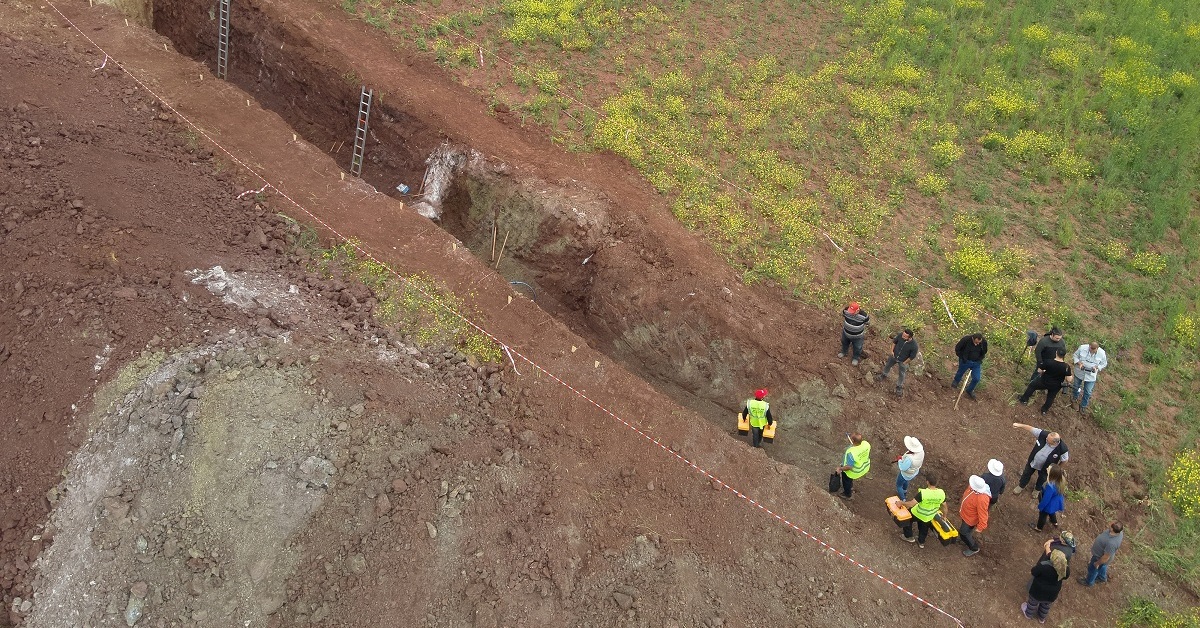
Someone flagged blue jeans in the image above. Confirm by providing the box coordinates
[896,473,912,500]
[1085,558,1109,584]
[882,357,908,390]
[953,360,982,393]
[840,332,864,360]
[1072,379,1096,409]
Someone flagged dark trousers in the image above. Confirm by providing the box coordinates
[882,357,908,390]
[1023,594,1054,620]
[1019,464,1049,491]
[903,517,933,543]
[750,426,764,447]
[1036,511,1060,530]
[840,332,865,359]
[1019,379,1062,412]
[960,521,979,551]
[841,472,854,497]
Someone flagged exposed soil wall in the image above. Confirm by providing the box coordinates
[147,0,849,467]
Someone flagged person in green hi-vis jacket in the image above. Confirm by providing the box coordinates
[834,432,871,500]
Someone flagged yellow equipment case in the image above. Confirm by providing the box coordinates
[931,514,960,545]
[736,413,750,435]
[762,422,777,442]
[885,496,912,526]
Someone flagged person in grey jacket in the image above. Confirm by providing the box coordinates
[877,329,918,397]
[1030,328,1066,383]
[838,302,870,366]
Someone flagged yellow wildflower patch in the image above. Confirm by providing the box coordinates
[1166,449,1200,519]
[916,172,949,196]
[1131,251,1167,276]
[1022,24,1051,43]
[1171,314,1198,349]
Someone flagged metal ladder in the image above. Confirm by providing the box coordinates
[216,0,230,79]
[350,86,373,178]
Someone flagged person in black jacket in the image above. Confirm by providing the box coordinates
[1019,348,1073,414]
[1011,423,1069,494]
[951,333,988,401]
[877,329,917,397]
[1030,328,1066,383]
[983,459,1006,509]
[1023,539,1071,622]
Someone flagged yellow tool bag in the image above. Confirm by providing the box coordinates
[885,496,912,527]
[737,413,749,435]
[931,514,959,545]
[762,422,777,442]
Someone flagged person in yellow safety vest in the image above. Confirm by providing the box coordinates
[900,472,948,548]
[740,388,775,448]
[834,432,871,500]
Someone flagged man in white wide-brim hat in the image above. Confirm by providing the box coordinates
[983,459,1006,509]
[895,436,925,501]
[959,475,992,557]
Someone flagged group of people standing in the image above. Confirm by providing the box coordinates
[734,304,1124,621]
[828,425,1125,623]
[840,303,1109,412]
[826,303,1121,623]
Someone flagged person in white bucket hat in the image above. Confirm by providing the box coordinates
[895,436,925,501]
[959,475,992,557]
[983,459,1006,509]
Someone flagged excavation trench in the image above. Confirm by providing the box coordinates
[149,0,846,466]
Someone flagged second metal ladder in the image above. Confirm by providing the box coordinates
[350,86,373,178]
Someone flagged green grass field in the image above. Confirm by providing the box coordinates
[343,0,1200,604]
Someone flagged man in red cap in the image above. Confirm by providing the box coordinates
[740,389,775,448]
[839,302,870,366]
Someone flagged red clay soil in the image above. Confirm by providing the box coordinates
[0,0,1192,626]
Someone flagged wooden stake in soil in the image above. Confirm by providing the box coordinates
[494,230,509,269]
[954,376,970,410]
[491,221,498,263]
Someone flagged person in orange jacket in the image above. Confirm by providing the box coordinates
[959,475,991,557]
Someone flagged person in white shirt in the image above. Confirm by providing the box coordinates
[1071,342,1108,412]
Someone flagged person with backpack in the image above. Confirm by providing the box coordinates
[1031,466,1066,532]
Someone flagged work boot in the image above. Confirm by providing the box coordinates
[851,358,859,366]
[962,548,980,557]
[838,352,845,359]
[895,386,904,398]
[967,391,977,401]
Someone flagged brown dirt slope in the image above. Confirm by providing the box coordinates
[0,0,1193,626]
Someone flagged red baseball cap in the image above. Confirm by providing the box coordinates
[847,302,860,314]
[754,389,768,400]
